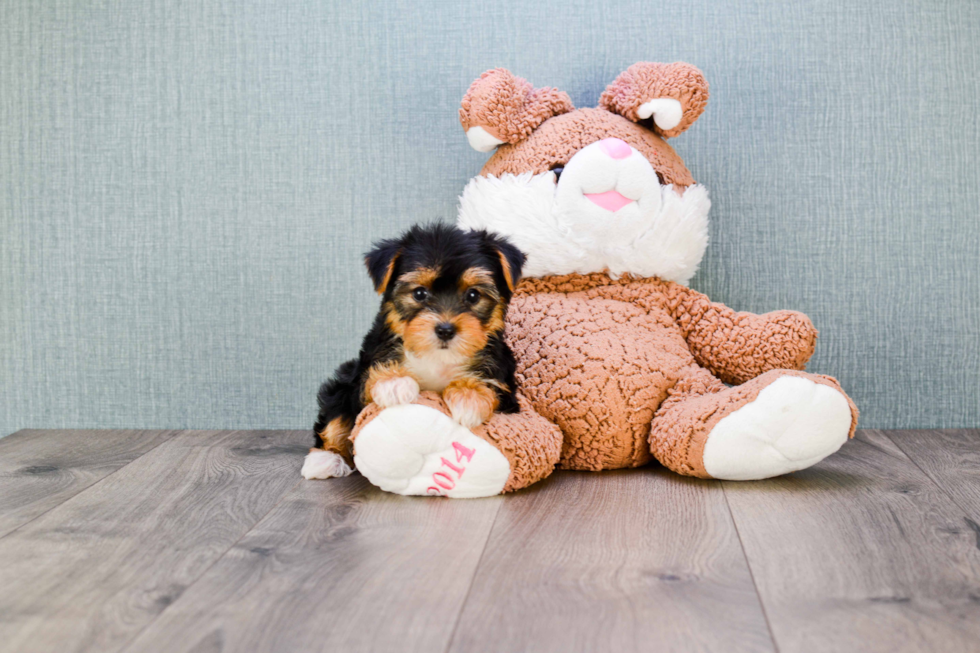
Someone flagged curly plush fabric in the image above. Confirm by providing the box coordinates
[600,62,709,138]
[480,108,695,187]
[516,272,818,381]
[459,68,574,144]
[662,288,818,385]
[507,272,833,472]
[507,281,685,470]
[473,393,563,492]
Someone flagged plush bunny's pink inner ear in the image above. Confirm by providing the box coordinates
[600,62,708,138]
[459,68,573,151]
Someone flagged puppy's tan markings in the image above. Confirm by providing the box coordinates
[485,303,506,336]
[370,253,400,294]
[403,311,443,354]
[385,305,406,337]
[459,267,494,291]
[451,313,490,358]
[496,251,517,291]
[443,375,499,428]
[400,267,439,289]
[316,416,354,463]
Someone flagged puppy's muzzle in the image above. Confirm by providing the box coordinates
[435,322,457,342]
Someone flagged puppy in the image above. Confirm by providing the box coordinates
[301,223,526,480]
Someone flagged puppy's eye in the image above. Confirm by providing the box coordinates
[412,287,429,302]
[464,288,481,304]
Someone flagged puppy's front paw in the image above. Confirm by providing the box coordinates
[301,449,353,480]
[371,376,420,408]
[443,385,495,429]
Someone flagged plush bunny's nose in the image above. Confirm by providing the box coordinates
[598,137,632,159]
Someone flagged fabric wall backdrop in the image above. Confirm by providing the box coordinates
[2,0,978,436]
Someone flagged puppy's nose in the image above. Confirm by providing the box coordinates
[598,137,632,159]
[435,323,457,342]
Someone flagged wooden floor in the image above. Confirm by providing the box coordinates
[0,429,978,653]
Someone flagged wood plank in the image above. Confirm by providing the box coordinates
[0,429,174,538]
[0,429,308,653]
[724,430,980,653]
[448,469,776,653]
[884,429,980,519]
[121,476,503,653]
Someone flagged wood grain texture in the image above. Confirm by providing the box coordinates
[122,476,503,653]
[448,469,776,653]
[5,429,980,653]
[884,429,980,519]
[0,429,308,653]
[724,430,980,653]
[0,429,174,538]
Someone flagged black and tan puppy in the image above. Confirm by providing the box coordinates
[302,224,526,480]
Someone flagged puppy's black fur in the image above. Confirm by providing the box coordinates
[313,224,525,458]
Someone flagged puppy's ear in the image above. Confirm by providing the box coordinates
[364,238,402,294]
[479,231,525,293]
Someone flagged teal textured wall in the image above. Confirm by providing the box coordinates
[2,0,979,435]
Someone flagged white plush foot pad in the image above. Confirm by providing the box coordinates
[301,449,353,480]
[702,376,852,481]
[353,404,510,498]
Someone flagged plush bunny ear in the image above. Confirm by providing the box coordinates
[599,62,708,138]
[459,69,574,152]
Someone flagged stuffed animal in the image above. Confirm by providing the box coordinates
[347,62,859,497]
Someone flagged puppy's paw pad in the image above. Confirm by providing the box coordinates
[354,404,510,498]
[301,449,353,480]
[371,376,420,408]
[703,376,852,480]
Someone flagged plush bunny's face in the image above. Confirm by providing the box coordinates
[456,63,711,285]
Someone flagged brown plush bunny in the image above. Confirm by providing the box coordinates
[344,63,858,497]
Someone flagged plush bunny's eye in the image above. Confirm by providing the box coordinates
[549,165,564,182]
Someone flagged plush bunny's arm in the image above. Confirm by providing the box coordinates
[515,273,818,386]
[661,283,818,385]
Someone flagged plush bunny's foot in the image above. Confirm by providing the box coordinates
[650,369,858,480]
[701,376,852,480]
[353,404,511,498]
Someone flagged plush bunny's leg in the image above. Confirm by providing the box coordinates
[350,392,562,497]
[650,369,858,480]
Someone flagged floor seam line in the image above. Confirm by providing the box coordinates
[0,429,179,542]
[118,475,305,653]
[442,499,504,653]
[722,482,782,653]
[882,430,979,520]
[115,431,306,653]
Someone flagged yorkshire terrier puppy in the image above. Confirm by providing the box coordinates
[302,223,526,480]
